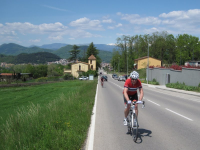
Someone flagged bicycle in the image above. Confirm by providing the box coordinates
[127,100,145,142]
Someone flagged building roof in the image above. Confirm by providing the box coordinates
[88,54,96,60]
[0,73,13,76]
[134,56,161,61]
[71,61,89,66]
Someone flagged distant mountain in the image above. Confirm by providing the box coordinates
[0,43,53,55]
[0,52,61,64]
[39,43,68,50]
[94,44,117,52]
[77,43,117,52]
[31,43,117,52]
[0,43,114,63]
[53,45,112,62]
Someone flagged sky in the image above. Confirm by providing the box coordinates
[0,0,200,47]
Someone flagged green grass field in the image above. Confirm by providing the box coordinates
[0,80,97,149]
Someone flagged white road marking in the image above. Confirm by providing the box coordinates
[108,76,195,123]
[147,99,160,106]
[165,108,193,121]
[87,78,98,150]
[110,81,124,89]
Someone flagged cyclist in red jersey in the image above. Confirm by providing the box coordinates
[100,76,104,87]
[123,71,144,126]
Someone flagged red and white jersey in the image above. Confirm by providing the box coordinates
[123,78,142,95]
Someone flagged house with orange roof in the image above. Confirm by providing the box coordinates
[134,56,161,70]
[64,55,96,78]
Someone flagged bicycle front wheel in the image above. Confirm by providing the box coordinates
[132,113,138,142]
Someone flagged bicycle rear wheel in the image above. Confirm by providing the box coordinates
[127,114,131,134]
[132,113,138,142]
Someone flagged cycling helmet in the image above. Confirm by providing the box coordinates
[130,71,139,79]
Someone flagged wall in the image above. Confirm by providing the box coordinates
[147,67,200,86]
[88,59,96,70]
[71,63,89,78]
[137,58,161,69]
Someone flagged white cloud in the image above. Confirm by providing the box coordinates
[118,12,161,25]
[29,39,40,43]
[43,5,68,12]
[116,23,122,27]
[107,43,116,46]
[1,22,68,35]
[107,23,122,30]
[108,26,115,29]
[102,19,113,23]
[0,21,102,44]
[159,9,200,19]
[159,9,200,34]
[69,17,103,30]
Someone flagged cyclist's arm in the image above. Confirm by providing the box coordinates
[138,87,144,101]
[123,87,129,101]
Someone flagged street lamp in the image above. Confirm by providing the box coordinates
[127,50,128,77]
[118,57,120,75]
[147,34,149,84]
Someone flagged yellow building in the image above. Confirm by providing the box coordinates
[134,56,161,70]
[64,55,96,78]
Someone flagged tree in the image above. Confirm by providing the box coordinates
[86,42,99,57]
[69,45,80,62]
[86,42,101,69]
[47,64,64,77]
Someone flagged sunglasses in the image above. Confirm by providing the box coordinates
[131,79,137,81]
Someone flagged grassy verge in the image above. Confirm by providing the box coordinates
[0,80,97,149]
[166,82,200,92]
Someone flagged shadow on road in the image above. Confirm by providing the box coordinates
[127,128,152,144]
[136,128,152,143]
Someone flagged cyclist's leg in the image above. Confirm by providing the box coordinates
[132,93,139,116]
[123,95,130,118]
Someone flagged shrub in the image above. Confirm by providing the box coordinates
[35,77,48,82]
[63,74,73,80]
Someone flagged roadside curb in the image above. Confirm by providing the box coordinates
[142,83,200,97]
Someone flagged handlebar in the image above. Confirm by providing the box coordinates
[132,100,145,108]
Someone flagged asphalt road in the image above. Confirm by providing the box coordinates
[92,72,200,150]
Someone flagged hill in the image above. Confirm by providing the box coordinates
[39,43,67,50]
[0,43,53,55]
[53,45,112,62]
[0,43,113,63]
[30,43,116,52]
[0,52,61,64]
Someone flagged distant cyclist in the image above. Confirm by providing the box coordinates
[123,71,144,126]
[100,76,104,87]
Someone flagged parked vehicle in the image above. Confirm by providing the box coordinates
[113,75,118,80]
[79,76,88,80]
[112,74,117,78]
[123,75,130,79]
[118,76,126,81]
[102,75,108,81]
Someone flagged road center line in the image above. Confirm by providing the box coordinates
[147,99,160,106]
[165,108,193,121]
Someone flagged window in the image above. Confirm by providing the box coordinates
[91,65,93,70]
[79,65,81,70]
[90,60,92,64]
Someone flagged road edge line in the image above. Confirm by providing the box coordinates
[86,79,98,150]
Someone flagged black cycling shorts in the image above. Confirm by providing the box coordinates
[123,93,138,104]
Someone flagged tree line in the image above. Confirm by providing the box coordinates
[111,31,200,73]
[0,42,101,79]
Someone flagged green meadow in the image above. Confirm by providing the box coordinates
[0,80,97,150]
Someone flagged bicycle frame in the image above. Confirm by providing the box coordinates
[127,101,145,142]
